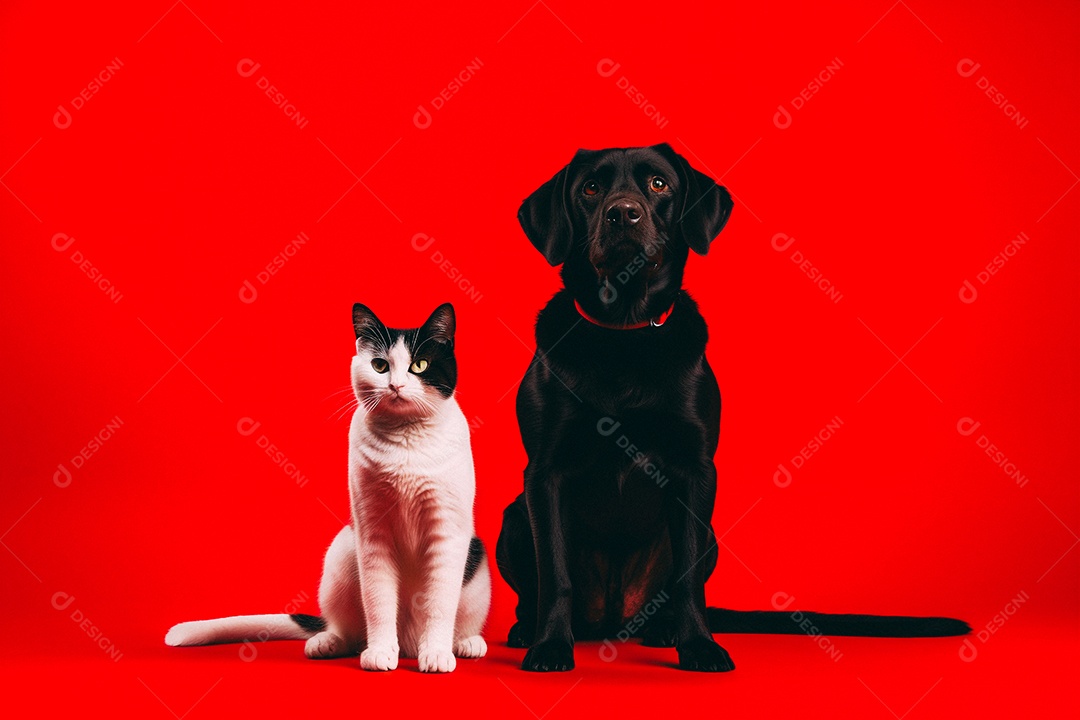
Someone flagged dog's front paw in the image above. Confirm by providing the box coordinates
[677,636,735,672]
[417,646,456,673]
[522,638,575,672]
[640,616,677,647]
[360,644,399,671]
[507,621,534,648]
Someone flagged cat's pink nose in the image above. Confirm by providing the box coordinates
[388,384,403,394]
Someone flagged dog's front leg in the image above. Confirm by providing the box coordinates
[521,465,575,671]
[666,463,735,672]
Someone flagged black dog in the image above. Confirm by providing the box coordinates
[496,144,969,672]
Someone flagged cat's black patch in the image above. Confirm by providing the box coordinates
[404,303,457,398]
[353,302,458,398]
[290,613,327,633]
[463,536,484,585]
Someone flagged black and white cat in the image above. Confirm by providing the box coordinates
[166,303,490,673]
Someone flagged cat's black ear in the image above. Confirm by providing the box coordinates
[518,150,590,266]
[653,143,733,255]
[352,303,386,342]
[420,303,455,345]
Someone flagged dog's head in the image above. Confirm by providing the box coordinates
[518,143,733,320]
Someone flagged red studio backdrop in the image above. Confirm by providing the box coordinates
[1,1,1076,717]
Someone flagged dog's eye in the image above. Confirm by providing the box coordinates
[371,358,389,374]
[649,176,668,193]
[409,359,429,374]
[582,180,600,196]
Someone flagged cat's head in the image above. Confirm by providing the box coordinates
[351,303,458,420]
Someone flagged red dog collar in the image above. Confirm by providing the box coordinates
[574,299,674,330]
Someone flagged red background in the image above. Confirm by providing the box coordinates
[1,1,1077,717]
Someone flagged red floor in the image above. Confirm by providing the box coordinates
[2,613,1075,718]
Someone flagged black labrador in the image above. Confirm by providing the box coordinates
[496,143,969,672]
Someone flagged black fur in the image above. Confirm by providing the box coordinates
[706,608,970,637]
[463,536,484,585]
[496,144,968,674]
[289,613,327,633]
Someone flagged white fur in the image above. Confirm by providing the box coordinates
[165,331,490,673]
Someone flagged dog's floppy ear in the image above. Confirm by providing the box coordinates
[655,143,733,255]
[517,151,585,266]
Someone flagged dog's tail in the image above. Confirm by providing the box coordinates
[164,613,326,647]
[707,608,970,637]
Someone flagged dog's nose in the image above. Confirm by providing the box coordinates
[605,200,643,225]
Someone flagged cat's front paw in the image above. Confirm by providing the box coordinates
[417,646,456,673]
[305,631,350,659]
[360,645,399,671]
[453,635,487,659]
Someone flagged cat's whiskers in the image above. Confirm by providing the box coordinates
[329,397,360,422]
[322,385,357,402]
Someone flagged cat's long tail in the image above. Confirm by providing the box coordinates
[707,608,970,637]
[165,613,326,647]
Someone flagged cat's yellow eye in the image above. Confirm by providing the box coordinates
[371,358,389,374]
[409,359,429,374]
